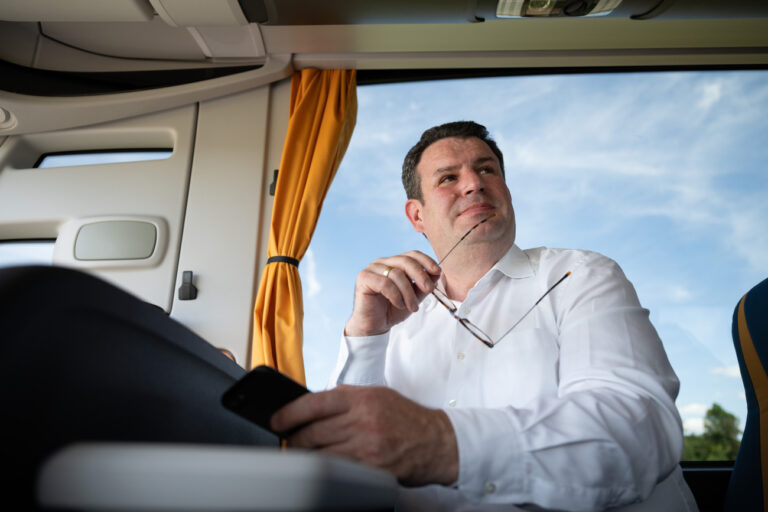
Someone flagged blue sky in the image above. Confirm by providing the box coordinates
[301,70,768,439]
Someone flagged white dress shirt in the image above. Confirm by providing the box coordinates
[330,245,698,511]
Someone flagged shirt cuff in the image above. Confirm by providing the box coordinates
[443,407,529,503]
[331,332,390,386]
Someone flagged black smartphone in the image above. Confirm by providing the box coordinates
[221,365,310,437]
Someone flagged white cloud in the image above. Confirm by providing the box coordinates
[376,132,395,144]
[657,306,735,363]
[711,365,742,378]
[497,75,768,278]
[723,205,768,273]
[684,417,705,435]
[698,81,723,110]
[669,285,692,303]
[302,248,322,299]
[679,403,709,417]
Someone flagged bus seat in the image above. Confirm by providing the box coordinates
[725,277,768,511]
[0,265,278,509]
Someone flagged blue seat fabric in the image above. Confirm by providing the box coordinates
[725,277,768,511]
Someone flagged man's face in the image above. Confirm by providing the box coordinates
[405,136,515,258]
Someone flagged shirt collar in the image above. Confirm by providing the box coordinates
[492,244,535,279]
[424,244,534,310]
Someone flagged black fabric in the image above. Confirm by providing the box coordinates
[0,266,277,510]
[266,255,300,266]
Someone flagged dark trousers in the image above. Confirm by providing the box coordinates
[0,266,276,509]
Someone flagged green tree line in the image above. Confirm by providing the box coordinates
[683,403,741,461]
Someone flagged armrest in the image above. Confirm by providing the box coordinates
[37,442,397,511]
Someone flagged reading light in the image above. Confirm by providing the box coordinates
[497,0,623,17]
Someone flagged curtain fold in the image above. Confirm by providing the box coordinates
[250,69,357,384]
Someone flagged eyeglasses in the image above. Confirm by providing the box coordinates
[432,214,570,348]
[432,272,570,348]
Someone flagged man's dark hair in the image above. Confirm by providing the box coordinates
[401,121,505,201]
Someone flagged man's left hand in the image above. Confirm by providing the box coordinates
[270,385,459,487]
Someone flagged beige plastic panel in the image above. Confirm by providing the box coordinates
[261,18,768,54]
[3,14,768,75]
[276,18,768,69]
[0,105,197,310]
[187,24,266,59]
[0,55,292,134]
[0,0,154,22]
[170,79,289,367]
[40,17,207,61]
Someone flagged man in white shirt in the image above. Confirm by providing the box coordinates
[272,121,698,511]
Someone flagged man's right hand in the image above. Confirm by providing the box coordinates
[344,250,441,337]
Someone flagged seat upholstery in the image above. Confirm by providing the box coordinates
[725,277,768,511]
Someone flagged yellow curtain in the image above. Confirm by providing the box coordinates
[250,69,357,384]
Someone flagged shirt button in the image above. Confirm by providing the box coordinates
[457,352,465,360]
[448,399,457,407]
[484,481,497,494]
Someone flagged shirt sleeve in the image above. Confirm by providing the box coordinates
[443,251,684,511]
[327,332,390,387]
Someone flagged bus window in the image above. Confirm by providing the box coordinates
[301,70,768,461]
[0,240,54,268]
[36,150,172,169]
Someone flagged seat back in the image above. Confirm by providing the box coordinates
[725,277,768,511]
[0,266,278,510]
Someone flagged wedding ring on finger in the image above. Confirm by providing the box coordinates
[381,265,393,278]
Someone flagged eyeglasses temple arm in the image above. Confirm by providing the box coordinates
[495,271,571,342]
[437,213,496,267]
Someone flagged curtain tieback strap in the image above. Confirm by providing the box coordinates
[267,256,299,267]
